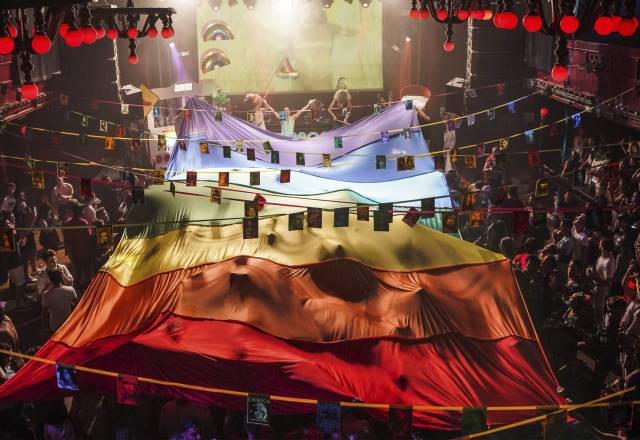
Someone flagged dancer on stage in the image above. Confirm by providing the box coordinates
[245,93,278,130]
[280,100,313,137]
[327,78,352,125]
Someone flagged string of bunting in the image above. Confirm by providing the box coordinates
[2,134,636,177]
[0,348,636,438]
[0,155,632,252]
[5,91,542,145]
[6,85,637,171]
[88,78,527,115]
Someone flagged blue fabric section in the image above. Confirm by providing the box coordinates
[167,97,434,182]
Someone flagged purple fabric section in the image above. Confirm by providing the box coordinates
[171,97,424,169]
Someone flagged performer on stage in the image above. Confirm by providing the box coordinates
[327,78,352,125]
[245,93,278,130]
[280,100,313,137]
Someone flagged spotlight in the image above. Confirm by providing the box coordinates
[405,36,411,42]
[209,0,222,10]
[169,42,176,47]
[244,0,257,9]
[359,0,369,6]
[322,0,333,8]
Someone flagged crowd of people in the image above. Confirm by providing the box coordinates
[447,129,640,437]
[0,108,639,438]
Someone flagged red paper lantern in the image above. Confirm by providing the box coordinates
[21,82,38,101]
[618,17,638,36]
[82,26,97,44]
[559,15,579,33]
[65,29,83,47]
[522,14,542,32]
[611,15,622,31]
[500,11,518,29]
[0,36,15,55]
[7,25,17,38]
[443,41,455,52]
[594,16,614,35]
[457,9,470,20]
[128,54,139,64]
[147,26,159,37]
[95,26,106,39]
[127,27,138,39]
[420,8,430,19]
[551,64,569,82]
[436,9,448,20]
[31,33,51,54]
[539,107,549,117]
[161,27,173,39]
[493,12,504,28]
[107,28,118,40]
[470,9,484,19]
[59,23,70,38]
[408,7,420,18]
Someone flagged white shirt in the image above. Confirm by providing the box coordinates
[37,264,74,295]
[83,204,97,225]
[0,195,16,213]
[42,285,77,331]
[53,182,74,199]
[571,227,589,263]
[595,254,616,283]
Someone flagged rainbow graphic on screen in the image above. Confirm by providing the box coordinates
[201,20,234,41]
[200,49,230,73]
[276,57,299,79]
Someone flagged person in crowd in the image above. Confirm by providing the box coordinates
[52,176,74,202]
[117,190,133,222]
[572,214,590,265]
[36,203,63,251]
[36,249,73,296]
[588,238,618,322]
[61,203,94,293]
[499,236,517,261]
[244,93,278,131]
[279,101,312,137]
[0,215,29,307]
[0,306,18,350]
[327,88,352,125]
[41,268,77,333]
[159,400,214,439]
[0,182,16,214]
[81,192,99,225]
[14,192,37,283]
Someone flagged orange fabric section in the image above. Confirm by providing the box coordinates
[53,258,534,347]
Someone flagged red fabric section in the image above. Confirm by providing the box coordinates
[0,315,562,431]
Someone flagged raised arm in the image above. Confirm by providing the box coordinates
[327,99,338,121]
[263,100,279,119]
[291,101,311,121]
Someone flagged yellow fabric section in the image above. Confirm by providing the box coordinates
[103,211,505,286]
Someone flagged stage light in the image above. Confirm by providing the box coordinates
[169,42,176,47]
[244,0,257,9]
[405,36,411,42]
[359,0,369,6]
[210,0,222,9]
[322,0,334,8]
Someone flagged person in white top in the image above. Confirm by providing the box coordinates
[52,176,74,203]
[41,268,77,332]
[245,94,277,130]
[36,249,73,296]
[0,182,16,214]
[279,101,312,137]
[571,214,590,265]
[588,238,617,322]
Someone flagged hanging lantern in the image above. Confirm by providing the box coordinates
[559,15,579,33]
[551,64,569,81]
[31,33,51,54]
[0,36,14,55]
[443,40,454,52]
[21,82,38,101]
[522,14,542,32]
[594,16,614,35]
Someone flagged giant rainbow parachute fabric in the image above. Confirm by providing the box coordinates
[0,99,563,430]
